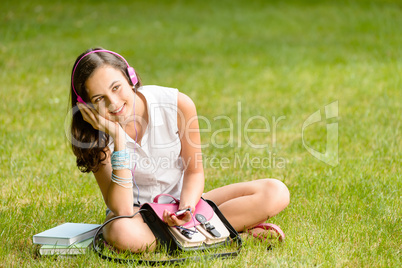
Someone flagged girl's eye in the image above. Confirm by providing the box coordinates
[112,85,120,91]
[95,96,103,103]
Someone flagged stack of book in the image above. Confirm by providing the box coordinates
[33,222,100,256]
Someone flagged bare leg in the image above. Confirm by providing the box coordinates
[101,179,289,252]
[103,207,157,253]
[203,179,290,232]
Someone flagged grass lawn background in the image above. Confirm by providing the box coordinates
[0,0,401,267]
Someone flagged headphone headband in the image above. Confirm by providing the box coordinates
[71,49,138,104]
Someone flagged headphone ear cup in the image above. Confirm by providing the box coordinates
[127,66,138,86]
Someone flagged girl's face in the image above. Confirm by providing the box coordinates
[85,65,135,123]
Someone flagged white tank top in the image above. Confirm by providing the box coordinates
[109,85,184,204]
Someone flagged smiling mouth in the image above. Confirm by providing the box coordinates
[111,104,125,114]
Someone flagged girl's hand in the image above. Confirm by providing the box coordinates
[163,206,194,227]
[77,103,123,139]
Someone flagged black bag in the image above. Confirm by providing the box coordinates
[92,196,242,265]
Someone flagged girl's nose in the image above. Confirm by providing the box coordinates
[107,96,118,112]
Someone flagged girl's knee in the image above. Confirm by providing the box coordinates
[104,218,156,253]
[261,179,290,211]
[269,179,289,201]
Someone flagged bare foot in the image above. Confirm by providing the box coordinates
[248,228,279,240]
[246,223,285,242]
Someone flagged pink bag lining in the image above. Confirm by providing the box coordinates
[144,194,214,228]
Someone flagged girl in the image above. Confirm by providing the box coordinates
[70,48,290,253]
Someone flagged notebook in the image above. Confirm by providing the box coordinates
[33,223,100,246]
[39,237,93,255]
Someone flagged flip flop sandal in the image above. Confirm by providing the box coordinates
[248,223,285,242]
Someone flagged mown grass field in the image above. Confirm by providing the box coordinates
[0,0,401,267]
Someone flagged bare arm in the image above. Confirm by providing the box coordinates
[78,103,134,216]
[93,142,134,216]
[163,92,205,226]
[177,92,205,210]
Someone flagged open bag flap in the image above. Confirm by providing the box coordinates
[143,195,214,229]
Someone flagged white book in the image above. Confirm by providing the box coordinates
[39,237,93,256]
[33,223,100,246]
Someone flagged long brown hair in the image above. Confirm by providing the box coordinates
[69,48,142,173]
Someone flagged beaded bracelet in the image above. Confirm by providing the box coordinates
[111,173,133,189]
[111,149,130,170]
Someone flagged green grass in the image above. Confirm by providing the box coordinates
[1,0,401,267]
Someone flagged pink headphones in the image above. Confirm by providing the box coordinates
[71,49,138,104]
